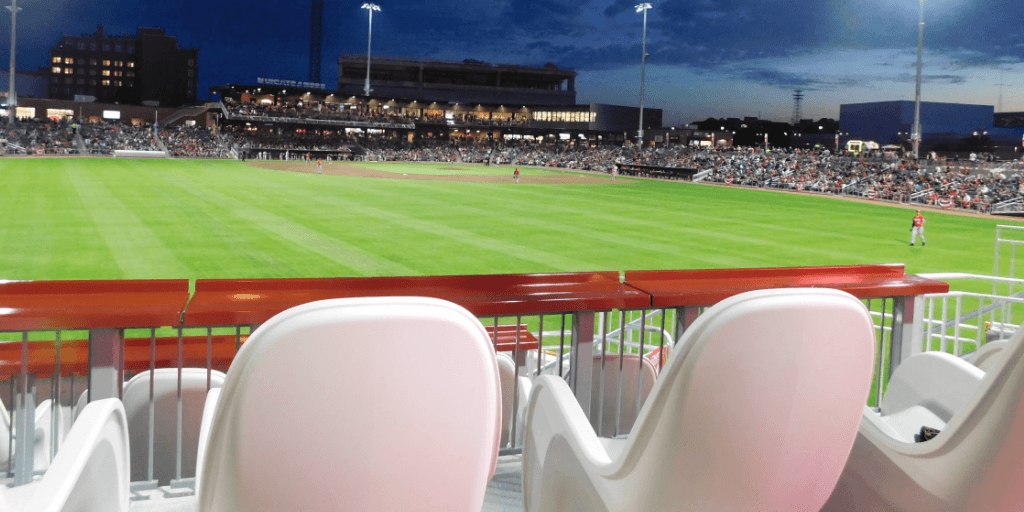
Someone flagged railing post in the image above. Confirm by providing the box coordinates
[674,306,700,342]
[571,312,595,419]
[88,328,124,402]
[889,295,924,378]
[13,373,36,486]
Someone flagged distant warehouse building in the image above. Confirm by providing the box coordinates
[840,100,1024,151]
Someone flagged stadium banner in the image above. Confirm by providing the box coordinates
[256,77,327,90]
[113,150,168,159]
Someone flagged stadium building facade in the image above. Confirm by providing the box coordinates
[46,25,198,107]
[840,101,1024,154]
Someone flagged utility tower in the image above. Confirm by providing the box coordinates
[791,90,804,127]
[310,0,324,83]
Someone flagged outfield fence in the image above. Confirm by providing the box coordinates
[0,265,950,492]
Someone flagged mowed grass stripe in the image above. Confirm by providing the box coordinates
[159,170,419,276]
[65,164,193,278]
[236,177,600,273]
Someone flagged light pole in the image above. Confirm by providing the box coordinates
[6,0,22,125]
[912,0,925,160]
[635,2,651,147]
[361,3,380,98]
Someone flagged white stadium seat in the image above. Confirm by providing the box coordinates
[496,352,532,449]
[822,331,1024,511]
[523,288,876,512]
[197,296,502,512]
[1,398,130,512]
[963,340,1010,372]
[122,367,226,484]
[588,354,657,437]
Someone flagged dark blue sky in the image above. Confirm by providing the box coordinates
[4,0,1024,125]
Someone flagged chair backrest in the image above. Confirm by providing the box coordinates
[25,398,130,512]
[925,328,1024,509]
[621,288,875,510]
[964,340,1009,372]
[496,353,519,448]
[122,368,226,484]
[197,297,501,512]
[589,354,657,437]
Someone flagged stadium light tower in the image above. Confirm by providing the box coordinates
[362,2,381,98]
[911,0,924,160]
[5,0,23,125]
[636,2,651,146]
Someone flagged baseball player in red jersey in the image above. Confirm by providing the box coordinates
[911,210,926,246]
[317,159,323,175]
[514,167,520,184]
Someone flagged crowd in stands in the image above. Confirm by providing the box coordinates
[1,119,78,155]
[222,98,531,127]
[161,125,233,159]
[79,121,160,154]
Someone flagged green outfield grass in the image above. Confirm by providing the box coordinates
[0,157,1018,281]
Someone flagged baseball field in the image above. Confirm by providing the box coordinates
[0,157,1014,281]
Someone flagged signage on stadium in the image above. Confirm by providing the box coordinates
[256,77,327,90]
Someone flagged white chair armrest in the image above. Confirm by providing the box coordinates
[24,398,130,512]
[195,387,221,499]
[526,375,611,469]
[880,351,984,422]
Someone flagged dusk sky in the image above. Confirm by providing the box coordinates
[4,0,1024,126]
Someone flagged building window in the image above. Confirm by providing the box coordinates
[127,61,135,68]
[52,66,61,73]
[64,77,72,84]
[89,69,96,76]
[115,44,122,52]
[103,43,110,51]
[102,80,110,86]
[90,58,97,65]
[52,56,61,63]
[64,57,73,64]
[90,43,97,51]
[64,68,73,74]
[78,42,85,50]
[103,60,111,66]
[127,81,133,87]
[127,45,134,54]
[188,69,194,76]
[102,70,111,76]
[188,80,193,88]
[189,59,195,66]
[77,68,84,75]
[126,71,134,77]
[89,79,96,85]
[77,78,85,85]
[78,58,85,65]
[64,87,71,95]
[115,61,123,67]
[50,77,59,84]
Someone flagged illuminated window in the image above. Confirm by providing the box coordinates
[64,57,73,64]
[116,81,122,87]
[52,66,61,73]
[127,61,134,68]
[64,68,73,75]
[102,70,111,76]
[114,71,121,77]
[101,80,110,86]
[115,61,123,67]
[52,56,61,63]
[103,60,111,66]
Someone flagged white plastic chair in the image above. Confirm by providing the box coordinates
[496,352,532,449]
[1,398,130,512]
[122,368,226,484]
[963,340,1009,372]
[197,296,501,512]
[588,354,657,437]
[822,327,1024,512]
[523,288,876,512]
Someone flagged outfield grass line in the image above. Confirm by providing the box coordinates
[66,167,193,278]
[159,173,420,276]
